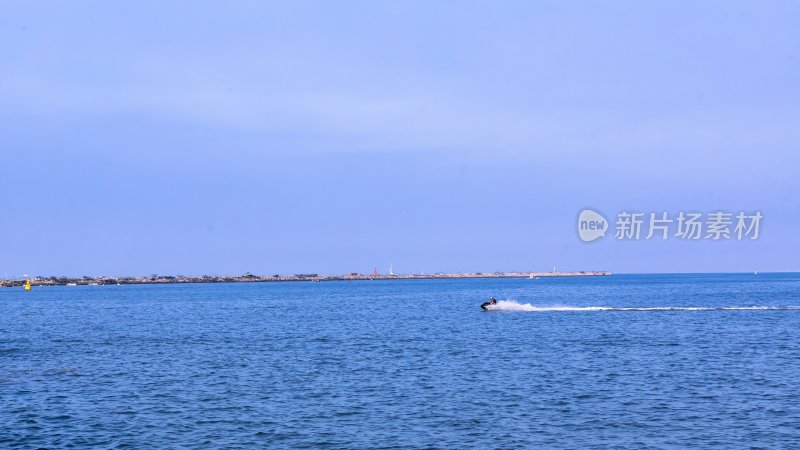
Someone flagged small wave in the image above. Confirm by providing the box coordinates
[484,301,800,312]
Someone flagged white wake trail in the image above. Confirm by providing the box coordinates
[484,300,536,311]
[484,300,800,312]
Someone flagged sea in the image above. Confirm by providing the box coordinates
[2,273,800,448]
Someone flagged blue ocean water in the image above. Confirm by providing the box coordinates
[2,273,800,448]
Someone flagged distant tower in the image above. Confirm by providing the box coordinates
[553,265,557,273]
[373,266,379,276]
[389,263,394,275]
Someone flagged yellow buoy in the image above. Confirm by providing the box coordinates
[24,279,31,291]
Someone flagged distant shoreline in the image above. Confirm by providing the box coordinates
[1,271,611,288]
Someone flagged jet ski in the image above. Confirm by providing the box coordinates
[481,297,497,310]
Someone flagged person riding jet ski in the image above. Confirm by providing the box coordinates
[480,297,497,310]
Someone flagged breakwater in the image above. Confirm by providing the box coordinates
[1,271,610,287]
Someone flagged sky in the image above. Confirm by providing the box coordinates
[1,1,798,277]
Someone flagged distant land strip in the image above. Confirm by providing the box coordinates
[1,271,611,288]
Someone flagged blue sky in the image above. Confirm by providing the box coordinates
[1,1,798,276]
